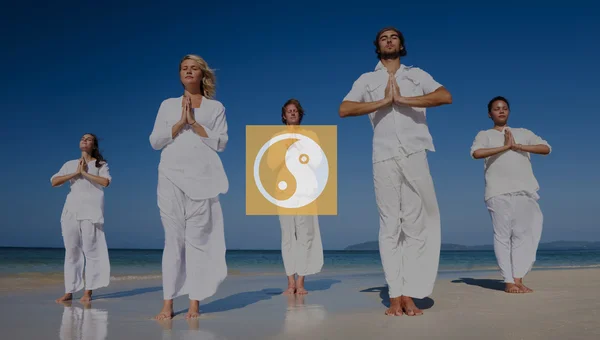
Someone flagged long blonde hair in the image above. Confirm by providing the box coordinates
[179,54,217,99]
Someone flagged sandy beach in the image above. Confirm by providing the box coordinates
[1,268,598,339]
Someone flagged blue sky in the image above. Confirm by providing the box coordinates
[1,1,598,250]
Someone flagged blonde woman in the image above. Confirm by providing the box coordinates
[150,54,229,320]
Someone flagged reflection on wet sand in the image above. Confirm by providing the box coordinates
[156,317,221,340]
[283,294,326,335]
[59,302,108,340]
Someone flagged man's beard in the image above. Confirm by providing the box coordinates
[380,50,401,60]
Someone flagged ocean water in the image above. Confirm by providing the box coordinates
[1,247,600,280]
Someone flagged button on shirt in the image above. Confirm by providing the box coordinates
[149,96,229,200]
[470,127,552,201]
[51,160,112,224]
[343,62,443,163]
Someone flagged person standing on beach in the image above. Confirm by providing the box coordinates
[338,27,452,316]
[51,133,112,303]
[268,99,324,295]
[149,54,229,320]
[471,96,551,294]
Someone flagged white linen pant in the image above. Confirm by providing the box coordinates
[485,192,543,283]
[61,211,110,294]
[373,151,441,299]
[157,175,227,301]
[279,215,324,277]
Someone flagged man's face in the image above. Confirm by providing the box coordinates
[378,30,403,59]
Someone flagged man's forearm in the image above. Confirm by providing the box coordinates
[395,87,452,108]
[339,99,391,118]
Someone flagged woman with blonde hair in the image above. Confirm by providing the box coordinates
[150,54,229,320]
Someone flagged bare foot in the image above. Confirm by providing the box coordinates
[56,293,73,303]
[400,296,423,316]
[186,300,200,319]
[514,278,533,293]
[153,300,174,320]
[295,276,307,295]
[385,297,402,316]
[284,275,296,295]
[505,283,523,293]
[80,290,92,303]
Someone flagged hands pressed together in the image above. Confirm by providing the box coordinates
[180,96,197,126]
[503,129,522,151]
[384,72,406,106]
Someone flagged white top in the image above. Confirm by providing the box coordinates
[51,160,112,224]
[470,127,552,201]
[343,62,443,163]
[149,95,229,200]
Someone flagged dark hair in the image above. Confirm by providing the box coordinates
[487,96,510,112]
[373,26,407,59]
[281,99,305,125]
[83,133,107,168]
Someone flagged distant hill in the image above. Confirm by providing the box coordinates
[345,241,600,251]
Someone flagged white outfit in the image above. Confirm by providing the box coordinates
[149,95,228,301]
[279,215,324,276]
[51,160,112,293]
[343,62,444,299]
[471,127,551,283]
[60,305,108,340]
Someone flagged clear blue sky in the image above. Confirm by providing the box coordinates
[1,1,598,250]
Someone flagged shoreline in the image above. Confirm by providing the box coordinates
[1,268,598,339]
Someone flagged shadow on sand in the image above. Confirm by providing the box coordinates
[175,278,342,315]
[451,278,505,291]
[93,286,163,300]
[360,286,435,310]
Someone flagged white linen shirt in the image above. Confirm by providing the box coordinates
[470,127,552,201]
[51,160,112,224]
[149,96,229,200]
[343,62,443,163]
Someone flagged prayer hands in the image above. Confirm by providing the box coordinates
[392,76,403,105]
[78,158,88,174]
[504,129,522,151]
[384,74,394,105]
[384,73,404,106]
[184,96,197,126]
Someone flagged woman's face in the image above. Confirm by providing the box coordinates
[80,134,95,153]
[488,100,510,125]
[180,59,203,88]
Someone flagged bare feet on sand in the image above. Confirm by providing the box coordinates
[80,290,92,303]
[385,297,403,316]
[153,300,175,320]
[186,300,201,319]
[505,282,523,293]
[295,276,308,295]
[284,275,296,295]
[514,278,533,293]
[401,296,423,316]
[56,293,73,303]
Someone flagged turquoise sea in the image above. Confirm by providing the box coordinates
[2,247,600,279]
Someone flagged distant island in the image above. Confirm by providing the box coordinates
[345,241,600,251]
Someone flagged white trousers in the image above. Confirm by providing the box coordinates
[373,151,441,299]
[279,215,324,277]
[157,175,227,301]
[61,211,110,293]
[486,192,543,283]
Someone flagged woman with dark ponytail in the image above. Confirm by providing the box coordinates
[51,133,112,303]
